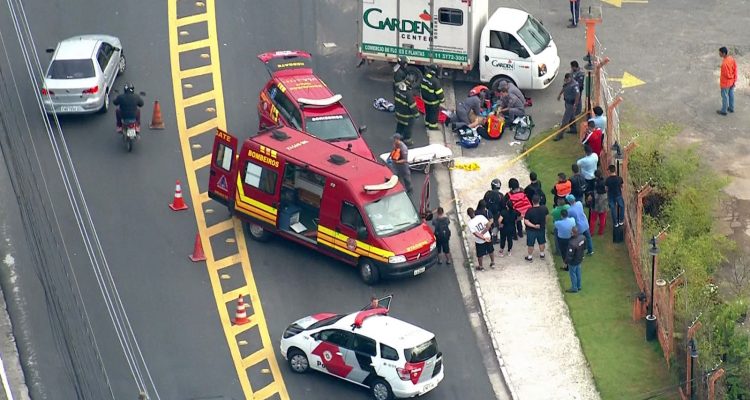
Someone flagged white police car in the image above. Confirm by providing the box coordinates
[280,296,443,400]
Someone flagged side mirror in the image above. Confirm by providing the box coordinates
[45,48,54,54]
[359,125,367,134]
[356,226,368,241]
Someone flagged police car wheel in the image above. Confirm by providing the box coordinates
[359,259,380,285]
[246,222,271,242]
[287,349,309,373]
[370,378,394,400]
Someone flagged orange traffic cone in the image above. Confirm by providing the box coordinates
[234,295,250,325]
[189,232,206,262]
[169,180,189,211]
[149,100,165,130]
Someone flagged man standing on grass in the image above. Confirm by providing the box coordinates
[717,46,737,116]
[555,209,576,265]
[524,195,549,263]
[468,207,494,271]
[565,226,586,293]
[566,194,593,255]
[605,164,625,227]
[577,144,599,199]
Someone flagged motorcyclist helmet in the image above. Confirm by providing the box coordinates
[397,55,409,66]
[124,83,135,93]
[491,178,502,190]
[427,63,439,74]
[468,84,489,97]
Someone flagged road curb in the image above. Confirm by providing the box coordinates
[446,159,521,400]
[430,81,519,400]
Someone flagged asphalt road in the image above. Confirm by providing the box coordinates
[0,0,496,399]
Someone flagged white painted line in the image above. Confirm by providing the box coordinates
[322,42,337,48]
[0,352,15,400]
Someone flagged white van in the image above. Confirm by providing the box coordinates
[358,0,560,90]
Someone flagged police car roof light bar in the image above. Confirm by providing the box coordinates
[353,307,389,329]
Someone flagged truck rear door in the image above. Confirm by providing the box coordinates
[209,129,239,207]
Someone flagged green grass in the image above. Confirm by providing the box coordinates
[525,131,679,400]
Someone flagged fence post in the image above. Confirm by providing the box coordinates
[707,368,725,400]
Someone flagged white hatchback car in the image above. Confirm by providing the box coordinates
[280,300,443,400]
[41,35,126,114]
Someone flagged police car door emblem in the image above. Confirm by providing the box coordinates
[346,238,357,251]
[323,350,333,362]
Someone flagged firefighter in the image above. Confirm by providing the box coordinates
[394,81,418,146]
[393,55,409,94]
[420,63,444,130]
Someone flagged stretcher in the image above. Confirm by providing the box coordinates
[380,143,454,172]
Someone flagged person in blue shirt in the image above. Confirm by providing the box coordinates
[565,194,593,255]
[554,209,577,265]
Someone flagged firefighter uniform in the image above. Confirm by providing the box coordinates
[420,68,444,130]
[395,84,418,143]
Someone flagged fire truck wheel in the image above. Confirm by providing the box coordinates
[358,259,380,285]
[246,221,271,242]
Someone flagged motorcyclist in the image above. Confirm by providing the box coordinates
[113,83,144,133]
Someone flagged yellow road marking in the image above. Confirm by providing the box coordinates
[168,1,289,399]
[178,38,212,52]
[186,118,219,138]
[242,349,268,368]
[607,71,646,88]
[601,0,647,7]
[180,65,213,79]
[213,253,242,270]
[176,12,209,27]
[183,90,216,107]
[192,153,212,170]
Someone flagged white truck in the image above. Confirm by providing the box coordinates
[357,0,560,91]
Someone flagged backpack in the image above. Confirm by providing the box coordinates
[434,218,451,240]
[484,190,503,216]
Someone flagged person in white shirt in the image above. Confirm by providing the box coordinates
[467,207,495,270]
[576,144,599,197]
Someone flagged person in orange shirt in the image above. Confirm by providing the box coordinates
[718,46,737,116]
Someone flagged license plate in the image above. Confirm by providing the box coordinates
[420,381,437,395]
[59,106,80,112]
[413,266,426,276]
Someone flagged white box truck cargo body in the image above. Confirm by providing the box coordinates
[357,0,559,90]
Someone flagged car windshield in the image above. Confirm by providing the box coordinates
[364,191,420,237]
[516,16,551,55]
[307,314,345,330]
[305,115,360,142]
[405,337,438,363]
[47,59,95,79]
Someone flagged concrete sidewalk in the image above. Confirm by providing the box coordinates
[426,111,599,398]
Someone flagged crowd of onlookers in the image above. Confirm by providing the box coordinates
[431,95,626,293]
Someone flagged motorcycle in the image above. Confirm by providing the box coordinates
[112,89,146,152]
[121,118,139,152]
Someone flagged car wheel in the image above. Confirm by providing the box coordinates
[117,54,127,76]
[99,91,110,114]
[287,349,309,373]
[245,221,271,242]
[370,378,394,400]
[359,259,380,285]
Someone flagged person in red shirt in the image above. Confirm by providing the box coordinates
[718,46,737,116]
[582,120,603,157]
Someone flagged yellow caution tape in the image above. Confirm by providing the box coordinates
[451,162,480,171]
